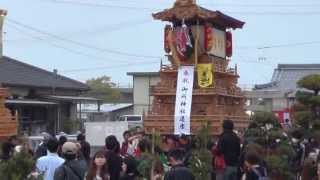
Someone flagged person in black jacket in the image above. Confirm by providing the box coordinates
[54,142,87,180]
[164,148,194,180]
[105,135,122,180]
[217,119,241,180]
[77,133,91,165]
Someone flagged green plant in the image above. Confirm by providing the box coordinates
[188,120,212,180]
[0,151,35,180]
[137,152,154,180]
[265,155,295,180]
[245,112,297,179]
[63,119,80,134]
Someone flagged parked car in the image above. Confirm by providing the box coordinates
[28,132,78,152]
[119,115,143,129]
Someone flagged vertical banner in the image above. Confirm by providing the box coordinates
[197,64,213,88]
[174,66,195,135]
[226,31,233,57]
[274,109,292,129]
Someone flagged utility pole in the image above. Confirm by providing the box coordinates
[0,9,7,59]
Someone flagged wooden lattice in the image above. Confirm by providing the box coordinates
[144,1,249,135]
[0,88,17,140]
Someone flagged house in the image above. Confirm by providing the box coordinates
[0,56,100,135]
[245,64,320,120]
[80,103,133,122]
[127,72,160,115]
[117,88,133,103]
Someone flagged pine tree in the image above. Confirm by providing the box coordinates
[0,151,38,180]
[244,112,295,180]
[188,120,212,180]
[293,74,320,136]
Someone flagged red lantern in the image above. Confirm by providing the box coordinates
[226,31,232,57]
[164,25,171,53]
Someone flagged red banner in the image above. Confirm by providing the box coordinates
[204,24,213,51]
[274,108,292,128]
[226,31,232,57]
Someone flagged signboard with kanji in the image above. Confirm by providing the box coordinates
[174,66,194,135]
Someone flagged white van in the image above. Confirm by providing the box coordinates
[119,115,143,128]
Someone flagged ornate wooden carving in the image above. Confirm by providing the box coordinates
[144,2,249,135]
[0,88,17,140]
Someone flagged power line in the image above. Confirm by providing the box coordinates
[61,61,159,72]
[6,23,115,62]
[6,23,158,64]
[45,0,320,16]
[257,41,320,49]
[237,41,320,50]
[5,18,152,43]
[6,18,162,59]
[53,0,320,8]
[203,2,320,8]
[50,0,160,11]
[225,11,320,15]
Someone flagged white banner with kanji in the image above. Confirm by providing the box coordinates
[174,66,194,135]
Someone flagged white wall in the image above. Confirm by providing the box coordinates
[133,75,160,115]
[272,98,288,111]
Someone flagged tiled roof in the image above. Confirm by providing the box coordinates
[127,72,160,77]
[254,64,320,92]
[152,2,244,29]
[0,56,89,91]
[117,88,133,94]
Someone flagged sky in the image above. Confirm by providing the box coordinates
[0,0,320,89]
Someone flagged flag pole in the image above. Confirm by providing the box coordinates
[195,19,199,66]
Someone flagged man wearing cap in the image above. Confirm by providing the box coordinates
[36,138,65,180]
[54,142,86,180]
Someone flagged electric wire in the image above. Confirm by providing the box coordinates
[46,0,320,15]
[6,23,160,64]
[4,18,152,43]
[6,18,162,59]
[60,61,159,73]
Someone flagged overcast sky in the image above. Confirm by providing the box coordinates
[1,0,320,88]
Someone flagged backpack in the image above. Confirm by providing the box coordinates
[252,167,269,180]
[62,163,82,180]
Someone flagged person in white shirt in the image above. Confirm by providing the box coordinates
[36,138,65,180]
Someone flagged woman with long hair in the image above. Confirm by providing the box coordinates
[86,151,109,180]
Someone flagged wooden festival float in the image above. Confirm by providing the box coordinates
[143,0,249,135]
[0,87,17,140]
[0,10,17,140]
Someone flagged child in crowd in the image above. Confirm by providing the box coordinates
[244,151,268,180]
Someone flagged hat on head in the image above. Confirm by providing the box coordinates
[62,142,77,154]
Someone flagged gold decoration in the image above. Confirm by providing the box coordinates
[197,64,213,88]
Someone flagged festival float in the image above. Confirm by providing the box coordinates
[144,0,249,135]
[0,87,17,140]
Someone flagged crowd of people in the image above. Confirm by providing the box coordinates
[0,120,320,180]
